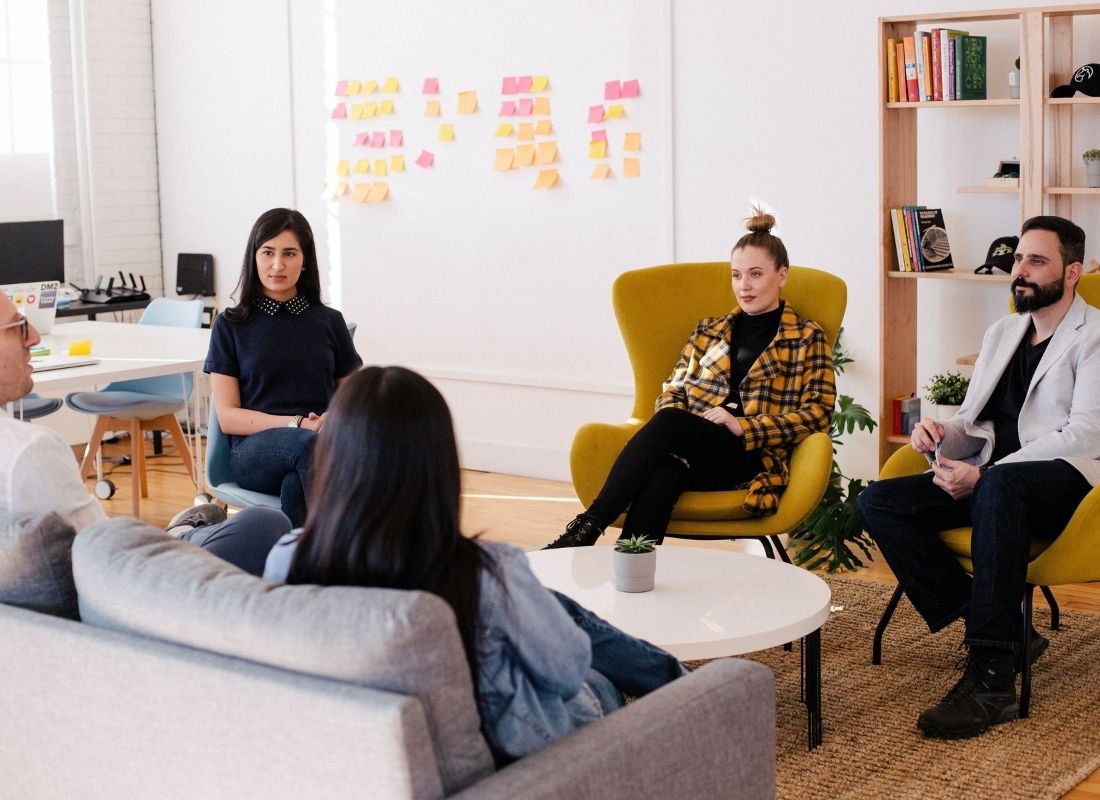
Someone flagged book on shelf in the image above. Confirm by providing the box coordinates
[900,395,922,435]
[914,32,930,101]
[914,208,954,271]
[886,37,900,102]
[890,209,909,271]
[940,29,968,100]
[896,41,908,101]
[904,206,924,270]
[955,34,987,100]
[930,29,943,101]
[922,32,934,101]
[903,36,919,102]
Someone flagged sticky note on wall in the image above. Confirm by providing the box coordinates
[383,77,399,93]
[621,78,640,97]
[332,103,347,119]
[534,119,552,136]
[390,154,405,172]
[532,97,550,116]
[591,164,612,179]
[515,144,536,167]
[535,140,557,165]
[623,132,641,151]
[438,124,455,141]
[423,77,439,94]
[605,80,621,100]
[531,75,549,92]
[533,168,558,188]
[588,140,607,159]
[425,100,441,117]
[458,90,478,114]
[606,104,625,119]
[415,150,434,167]
[588,105,605,123]
[624,157,640,177]
[367,182,389,202]
[494,123,514,137]
[494,148,515,171]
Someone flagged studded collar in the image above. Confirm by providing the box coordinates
[254,294,310,316]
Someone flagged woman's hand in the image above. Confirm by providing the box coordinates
[301,412,326,432]
[700,406,744,436]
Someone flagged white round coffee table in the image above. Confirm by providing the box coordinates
[527,544,831,748]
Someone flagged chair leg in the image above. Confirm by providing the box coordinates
[78,417,112,477]
[872,584,905,666]
[769,534,792,564]
[129,419,143,517]
[1020,585,1034,718]
[162,413,197,485]
[757,536,775,559]
[1039,585,1060,631]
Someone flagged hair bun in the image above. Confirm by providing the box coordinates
[745,206,775,235]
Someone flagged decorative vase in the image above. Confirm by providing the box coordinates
[935,403,962,421]
[1008,68,1020,99]
[1087,161,1100,188]
[612,548,657,593]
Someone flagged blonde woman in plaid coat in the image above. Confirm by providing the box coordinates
[546,210,836,549]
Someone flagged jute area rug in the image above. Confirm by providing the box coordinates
[734,576,1100,800]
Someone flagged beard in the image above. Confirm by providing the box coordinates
[1012,272,1065,313]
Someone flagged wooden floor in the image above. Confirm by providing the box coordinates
[82,434,1100,798]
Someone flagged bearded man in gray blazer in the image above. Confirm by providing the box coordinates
[858,215,1100,741]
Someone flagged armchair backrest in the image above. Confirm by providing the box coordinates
[1078,273,1100,308]
[612,262,846,420]
[205,402,234,489]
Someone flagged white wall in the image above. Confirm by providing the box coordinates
[151,0,1083,485]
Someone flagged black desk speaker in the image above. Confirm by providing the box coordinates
[176,253,214,296]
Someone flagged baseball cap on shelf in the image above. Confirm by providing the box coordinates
[1051,63,1100,97]
[974,236,1019,275]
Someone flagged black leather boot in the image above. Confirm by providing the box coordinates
[542,515,605,549]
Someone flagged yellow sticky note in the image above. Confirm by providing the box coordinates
[458,90,478,114]
[534,119,552,136]
[68,340,92,356]
[494,148,515,171]
[624,157,640,177]
[425,100,441,117]
[350,104,364,120]
[517,122,534,141]
[363,101,378,117]
[588,140,607,159]
[591,164,612,179]
[352,183,371,202]
[535,140,557,165]
[624,132,641,151]
[515,144,536,167]
[606,104,625,119]
[494,123,514,137]
[337,159,350,176]
[383,77,399,93]
[346,79,361,95]
[531,74,549,92]
[438,124,455,141]
[533,169,559,189]
[354,159,370,174]
[532,97,550,116]
[379,99,394,115]
[367,182,389,202]
[364,80,378,93]
[390,154,405,172]
[372,159,387,176]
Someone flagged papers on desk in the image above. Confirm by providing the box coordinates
[31,355,100,372]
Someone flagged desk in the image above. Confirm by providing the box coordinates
[31,321,210,496]
[56,297,152,320]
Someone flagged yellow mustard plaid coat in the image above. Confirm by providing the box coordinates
[655,303,836,515]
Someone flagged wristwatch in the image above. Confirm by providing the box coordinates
[287,414,305,428]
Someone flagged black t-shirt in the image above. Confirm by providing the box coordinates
[978,325,1050,463]
[723,303,784,411]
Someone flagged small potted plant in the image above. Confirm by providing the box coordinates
[613,535,658,593]
[924,370,970,420]
[1084,148,1100,188]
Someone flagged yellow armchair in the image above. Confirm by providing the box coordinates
[570,262,847,557]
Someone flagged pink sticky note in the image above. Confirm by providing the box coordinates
[389,129,403,147]
[588,105,605,123]
[500,100,517,116]
[591,129,608,142]
[621,79,640,98]
[422,77,439,94]
[517,98,534,115]
[415,149,434,168]
[331,103,347,120]
[335,80,348,96]
[502,76,518,95]
[517,75,533,92]
[604,80,621,100]
[354,132,370,146]
[371,131,386,148]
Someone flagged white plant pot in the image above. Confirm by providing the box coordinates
[1087,161,1100,188]
[934,403,962,421]
[613,548,657,593]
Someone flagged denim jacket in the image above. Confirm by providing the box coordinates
[263,535,600,759]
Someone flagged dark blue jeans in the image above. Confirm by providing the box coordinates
[856,459,1090,653]
[230,427,316,527]
[179,506,293,577]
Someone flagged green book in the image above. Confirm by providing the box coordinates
[955,35,987,100]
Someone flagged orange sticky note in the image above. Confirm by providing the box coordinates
[533,169,559,189]
[494,123,514,137]
[624,157,640,177]
[494,148,515,171]
[534,119,552,136]
[353,159,370,174]
[373,159,388,176]
[535,140,557,165]
[367,182,389,202]
[68,339,92,356]
[458,90,478,114]
[425,100,441,117]
[624,132,641,151]
[588,140,607,159]
[438,124,455,141]
[379,99,394,115]
[531,74,550,92]
[515,144,536,167]
[352,183,371,202]
[532,97,550,116]
[383,77,399,93]
[517,122,534,141]
[335,182,349,196]
[364,80,379,93]
[346,80,361,95]
[336,159,350,176]
[591,164,612,179]
[390,154,405,172]
[363,102,378,117]
[606,104,625,119]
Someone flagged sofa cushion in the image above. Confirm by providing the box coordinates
[0,511,79,619]
[72,518,495,794]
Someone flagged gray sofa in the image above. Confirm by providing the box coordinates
[0,515,777,799]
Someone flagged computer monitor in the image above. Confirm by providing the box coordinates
[0,220,65,285]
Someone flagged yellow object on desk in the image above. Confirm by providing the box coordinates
[68,340,92,356]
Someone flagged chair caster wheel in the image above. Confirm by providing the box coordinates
[194,493,213,506]
[94,479,116,500]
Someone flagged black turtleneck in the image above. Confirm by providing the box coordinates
[723,302,784,411]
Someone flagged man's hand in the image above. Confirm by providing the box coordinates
[911,418,944,454]
[930,455,980,500]
[700,406,744,436]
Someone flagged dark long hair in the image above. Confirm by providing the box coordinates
[223,208,323,322]
[287,366,485,683]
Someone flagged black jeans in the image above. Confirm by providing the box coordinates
[586,407,762,541]
[856,459,1090,652]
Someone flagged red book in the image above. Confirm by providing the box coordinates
[903,36,919,102]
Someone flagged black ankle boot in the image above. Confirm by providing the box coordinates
[543,515,604,549]
[917,649,1017,739]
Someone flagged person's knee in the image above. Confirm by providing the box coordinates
[235,506,293,535]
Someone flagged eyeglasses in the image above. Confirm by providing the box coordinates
[0,317,29,341]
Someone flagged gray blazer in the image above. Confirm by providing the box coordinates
[939,293,1100,486]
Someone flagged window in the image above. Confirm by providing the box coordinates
[0,0,52,154]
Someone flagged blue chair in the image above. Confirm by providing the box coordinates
[12,393,63,420]
[204,402,282,510]
[66,298,205,518]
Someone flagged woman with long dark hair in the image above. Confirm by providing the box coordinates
[260,366,685,761]
[204,209,361,526]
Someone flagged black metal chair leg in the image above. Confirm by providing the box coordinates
[757,536,775,559]
[1021,585,1034,718]
[770,534,792,564]
[872,584,905,665]
[1039,585,1060,631]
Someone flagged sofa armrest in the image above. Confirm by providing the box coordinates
[452,658,775,800]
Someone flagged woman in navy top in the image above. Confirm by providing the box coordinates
[204,208,362,525]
